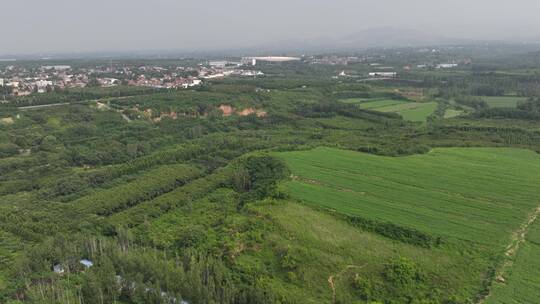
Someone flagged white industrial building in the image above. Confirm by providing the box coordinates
[368,72,397,78]
[41,65,71,71]
[242,56,301,65]
[436,63,458,69]
[208,61,228,68]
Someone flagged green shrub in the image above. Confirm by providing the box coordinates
[347,215,438,248]
[232,154,290,201]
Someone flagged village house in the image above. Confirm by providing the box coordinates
[53,264,65,274]
[98,78,119,87]
[35,79,53,93]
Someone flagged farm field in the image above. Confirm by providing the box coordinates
[444,108,465,118]
[240,200,490,303]
[346,98,438,122]
[481,96,527,108]
[392,101,438,121]
[276,147,540,247]
[339,97,372,104]
[123,188,491,303]
[374,102,430,113]
[487,218,540,304]
[356,99,407,109]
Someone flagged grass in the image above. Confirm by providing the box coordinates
[0,230,20,294]
[357,99,408,109]
[138,192,489,302]
[315,116,376,130]
[374,102,428,112]
[481,96,527,108]
[487,218,540,303]
[276,147,540,248]
[444,109,465,119]
[339,98,438,122]
[339,98,373,104]
[274,147,540,301]
[241,200,491,303]
[394,102,438,122]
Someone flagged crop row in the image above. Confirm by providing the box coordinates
[106,167,233,228]
[73,164,203,216]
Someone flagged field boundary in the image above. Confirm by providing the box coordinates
[477,205,540,303]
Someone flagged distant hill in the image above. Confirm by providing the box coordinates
[253,27,473,53]
[335,27,468,48]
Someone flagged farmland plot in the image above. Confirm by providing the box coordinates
[277,147,540,247]
[481,96,527,108]
[487,214,540,303]
[344,98,438,122]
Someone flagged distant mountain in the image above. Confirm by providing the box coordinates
[335,27,468,48]
[252,27,474,53]
[3,27,527,59]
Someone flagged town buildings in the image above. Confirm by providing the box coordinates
[0,58,268,98]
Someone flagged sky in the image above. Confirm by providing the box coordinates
[2,0,540,55]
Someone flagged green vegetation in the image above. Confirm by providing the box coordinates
[72,164,203,215]
[443,108,464,118]
[346,98,438,122]
[487,216,540,304]
[339,97,372,104]
[356,99,407,109]
[242,200,488,303]
[392,102,438,122]
[277,147,540,303]
[481,96,527,108]
[277,147,540,246]
[2,47,540,303]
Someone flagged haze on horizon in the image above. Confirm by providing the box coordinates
[2,0,540,55]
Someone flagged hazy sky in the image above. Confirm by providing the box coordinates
[2,0,540,54]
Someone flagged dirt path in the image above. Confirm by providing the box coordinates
[120,113,132,122]
[327,264,366,304]
[18,102,71,110]
[17,94,150,111]
[504,206,540,258]
[477,206,540,304]
[327,276,336,304]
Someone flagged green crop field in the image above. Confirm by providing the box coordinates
[276,147,540,247]
[394,102,438,121]
[275,146,540,302]
[487,218,540,304]
[339,98,372,104]
[241,200,491,303]
[374,102,427,112]
[481,96,527,108]
[347,99,438,122]
[357,99,408,109]
[444,108,465,118]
